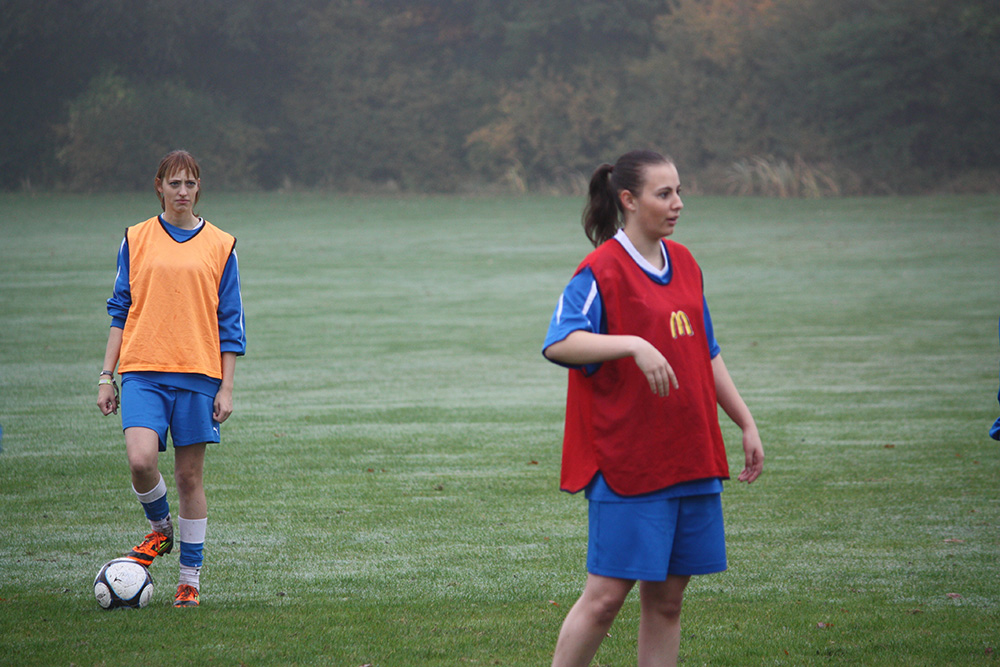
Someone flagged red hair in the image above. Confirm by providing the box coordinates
[154,150,201,211]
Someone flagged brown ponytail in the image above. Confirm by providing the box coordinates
[581,150,673,247]
[582,163,617,247]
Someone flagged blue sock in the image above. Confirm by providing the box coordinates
[178,517,206,568]
[178,517,206,590]
[133,475,170,524]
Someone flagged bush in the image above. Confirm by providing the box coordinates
[57,72,266,191]
[464,63,626,191]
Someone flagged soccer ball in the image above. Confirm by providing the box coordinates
[94,558,154,609]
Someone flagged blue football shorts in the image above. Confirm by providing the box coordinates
[587,493,727,581]
[121,377,220,451]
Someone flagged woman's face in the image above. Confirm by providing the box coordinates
[624,162,683,240]
[157,168,200,216]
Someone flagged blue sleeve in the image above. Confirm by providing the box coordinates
[992,317,1000,440]
[218,249,246,355]
[542,267,603,373]
[703,296,721,359]
[544,269,720,370]
[106,236,130,328]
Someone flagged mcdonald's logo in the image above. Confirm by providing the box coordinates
[670,311,694,339]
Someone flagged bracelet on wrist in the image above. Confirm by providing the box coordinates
[100,370,114,378]
[98,377,120,399]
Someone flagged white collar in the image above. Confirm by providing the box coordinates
[613,229,669,277]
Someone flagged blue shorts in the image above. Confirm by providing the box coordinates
[121,377,220,451]
[587,493,727,581]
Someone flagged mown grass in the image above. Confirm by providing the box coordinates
[0,192,998,666]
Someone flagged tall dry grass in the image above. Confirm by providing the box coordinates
[726,155,846,197]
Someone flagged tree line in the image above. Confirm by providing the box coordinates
[2,0,998,195]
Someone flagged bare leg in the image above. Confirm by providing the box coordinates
[637,575,690,667]
[125,427,161,493]
[552,574,635,667]
[173,443,207,520]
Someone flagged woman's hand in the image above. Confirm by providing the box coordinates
[631,338,679,397]
[737,427,764,483]
[545,331,678,397]
[97,383,118,415]
[98,328,123,416]
[214,351,237,423]
[711,354,763,484]
[213,385,234,423]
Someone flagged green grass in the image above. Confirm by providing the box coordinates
[1,192,998,666]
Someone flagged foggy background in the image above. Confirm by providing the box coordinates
[2,0,998,195]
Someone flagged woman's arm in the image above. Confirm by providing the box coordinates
[213,351,237,423]
[712,354,763,483]
[217,251,246,356]
[213,247,243,424]
[97,326,123,415]
[544,330,679,397]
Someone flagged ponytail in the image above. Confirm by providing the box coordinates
[582,163,618,247]
[581,149,673,247]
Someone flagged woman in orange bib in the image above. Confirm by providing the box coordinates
[97,150,246,607]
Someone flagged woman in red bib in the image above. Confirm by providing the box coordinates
[543,150,763,666]
[97,150,246,608]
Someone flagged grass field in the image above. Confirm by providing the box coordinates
[1,192,998,666]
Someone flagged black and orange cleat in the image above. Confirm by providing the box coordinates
[174,584,200,607]
[125,530,173,567]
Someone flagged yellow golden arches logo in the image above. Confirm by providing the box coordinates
[670,311,694,339]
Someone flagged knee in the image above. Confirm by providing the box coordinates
[645,595,683,621]
[583,590,628,626]
[127,454,158,481]
[173,471,197,496]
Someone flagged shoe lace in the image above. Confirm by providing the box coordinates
[138,532,167,550]
[176,585,198,600]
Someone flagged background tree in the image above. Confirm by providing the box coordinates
[1,0,997,194]
[56,73,265,190]
[280,1,495,189]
